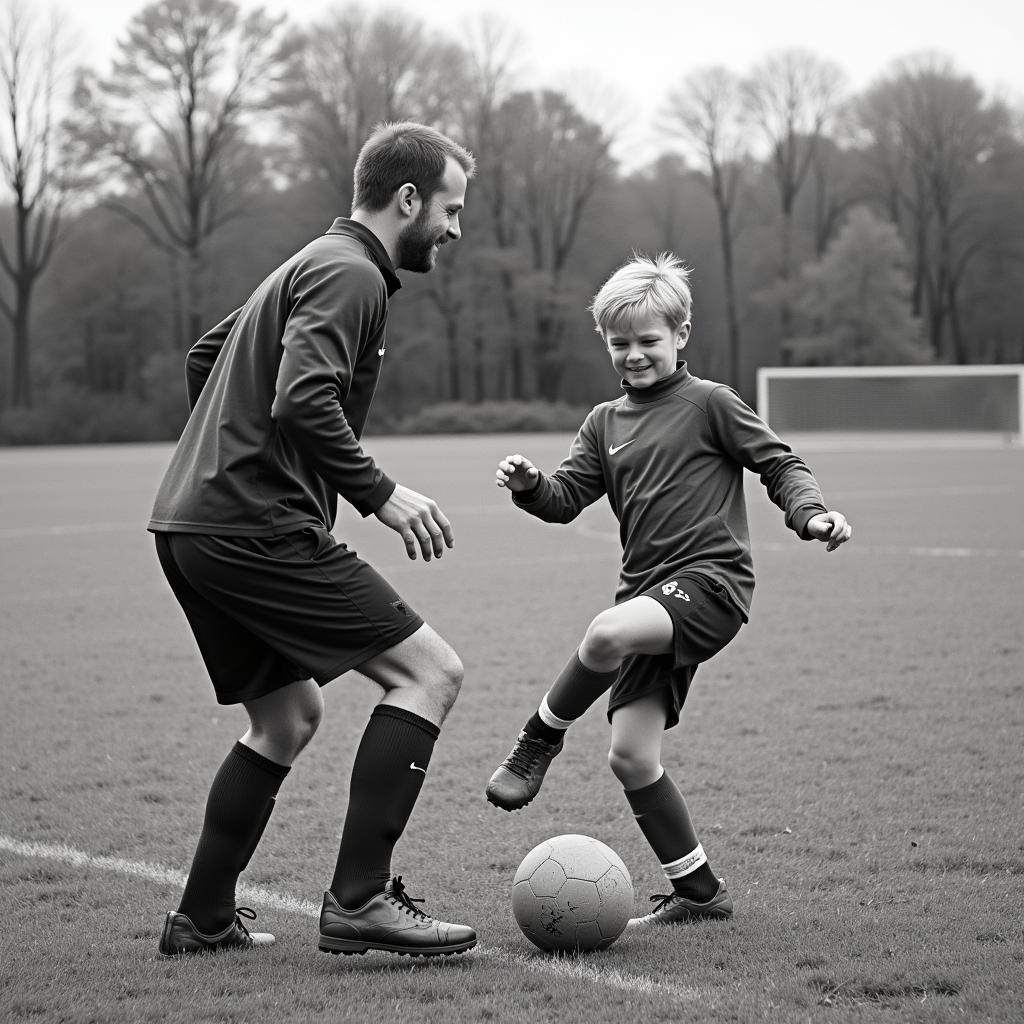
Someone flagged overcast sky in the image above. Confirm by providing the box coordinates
[75,0,1024,168]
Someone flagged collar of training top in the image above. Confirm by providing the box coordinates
[621,361,691,403]
[325,218,402,297]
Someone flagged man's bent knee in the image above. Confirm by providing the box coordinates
[359,625,464,723]
[244,679,324,764]
[409,644,463,711]
[290,693,325,748]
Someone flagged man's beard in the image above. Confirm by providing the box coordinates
[397,211,441,273]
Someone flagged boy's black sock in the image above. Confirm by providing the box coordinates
[330,704,439,909]
[625,770,719,903]
[178,741,290,933]
[524,709,564,745]
[522,651,619,742]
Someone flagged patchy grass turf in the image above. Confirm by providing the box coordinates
[2,437,1023,1023]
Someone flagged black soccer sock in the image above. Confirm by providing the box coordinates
[522,651,619,743]
[178,741,290,933]
[625,771,719,903]
[330,704,439,909]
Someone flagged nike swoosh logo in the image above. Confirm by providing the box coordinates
[608,440,636,455]
[409,762,427,774]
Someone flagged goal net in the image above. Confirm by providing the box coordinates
[756,365,1024,447]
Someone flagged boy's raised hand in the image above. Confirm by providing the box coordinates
[806,511,852,552]
[496,453,540,493]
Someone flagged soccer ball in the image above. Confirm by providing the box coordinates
[511,834,633,952]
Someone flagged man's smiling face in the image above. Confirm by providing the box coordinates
[396,156,467,274]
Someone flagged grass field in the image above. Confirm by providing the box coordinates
[1,436,1023,1023]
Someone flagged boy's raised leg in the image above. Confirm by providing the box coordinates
[486,651,619,810]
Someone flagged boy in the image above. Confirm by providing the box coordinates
[151,122,478,957]
[485,252,851,927]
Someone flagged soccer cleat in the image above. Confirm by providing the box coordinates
[485,731,563,811]
[158,906,274,956]
[318,876,477,957]
[626,879,734,929]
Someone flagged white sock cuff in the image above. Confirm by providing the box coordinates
[662,844,707,879]
[538,693,575,730]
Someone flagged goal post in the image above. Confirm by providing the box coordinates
[756,365,1024,447]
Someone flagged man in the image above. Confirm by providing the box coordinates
[150,122,478,958]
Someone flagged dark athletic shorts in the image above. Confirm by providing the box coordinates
[154,526,423,705]
[607,574,744,730]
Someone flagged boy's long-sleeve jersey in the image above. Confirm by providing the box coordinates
[149,219,399,537]
[512,363,828,618]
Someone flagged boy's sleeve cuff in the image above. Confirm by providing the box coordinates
[793,504,827,540]
[511,478,545,509]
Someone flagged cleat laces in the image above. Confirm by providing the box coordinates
[504,736,553,779]
[386,877,430,921]
[647,893,676,914]
[233,906,258,937]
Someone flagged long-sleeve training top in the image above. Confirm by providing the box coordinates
[512,363,828,618]
[149,219,399,537]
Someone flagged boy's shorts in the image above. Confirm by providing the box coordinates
[607,574,744,729]
[154,526,423,705]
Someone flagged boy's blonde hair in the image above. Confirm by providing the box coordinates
[589,252,692,335]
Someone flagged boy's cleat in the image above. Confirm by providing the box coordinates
[485,731,563,811]
[158,906,274,956]
[318,876,477,957]
[627,880,733,929]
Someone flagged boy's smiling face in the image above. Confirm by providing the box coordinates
[604,313,690,387]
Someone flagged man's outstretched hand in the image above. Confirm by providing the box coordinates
[374,484,454,561]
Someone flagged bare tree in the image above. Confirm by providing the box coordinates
[785,205,928,365]
[0,0,68,408]
[278,5,482,400]
[857,54,1010,360]
[457,12,525,399]
[67,0,300,348]
[499,89,614,400]
[285,5,470,209]
[806,135,863,258]
[742,49,846,353]
[661,66,747,386]
[635,153,691,254]
[551,67,634,157]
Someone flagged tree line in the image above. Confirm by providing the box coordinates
[1,0,1022,443]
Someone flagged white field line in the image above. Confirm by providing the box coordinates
[0,521,139,538]
[8,516,1010,563]
[496,948,703,1000]
[0,835,317,916]
[748,540,1024,559]
[0,507,512,540]
[4,518,1021,567]
[574,522,1024,559]
[0,834,701,1003]
[825,484,1021,500]
[757,542,1024,559]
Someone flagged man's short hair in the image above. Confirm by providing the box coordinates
[352,121,476,213]
[589,252,693,335]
